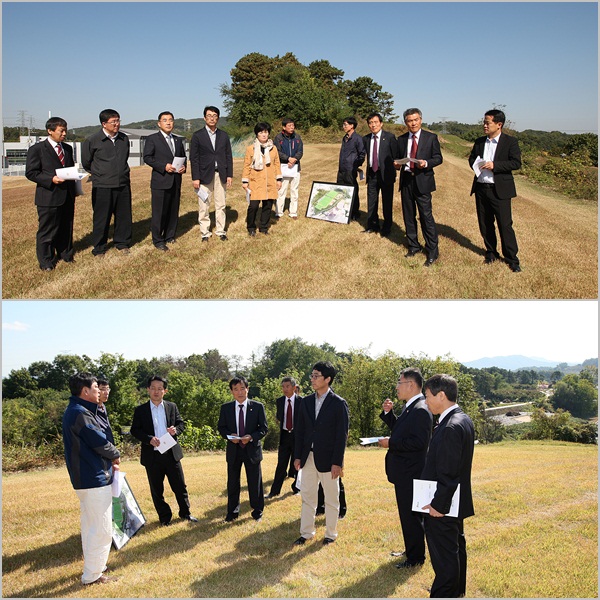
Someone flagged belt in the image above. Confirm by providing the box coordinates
[476,182,495,188]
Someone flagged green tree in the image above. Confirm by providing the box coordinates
[551,374,598,419]
[2,368,38,399]
[345,76,397,122]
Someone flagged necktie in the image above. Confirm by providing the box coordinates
[167,135,175,155]
[410,134,418,171]
[56,144,65,166]
[238,405,245,437]
[372,135,379,172]
[286,398,293,431]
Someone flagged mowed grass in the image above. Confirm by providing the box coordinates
[2,442,597,598]
[2,143,597,299]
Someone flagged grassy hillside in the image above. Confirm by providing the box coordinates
[2,143,597,299]
[1,442,597,598]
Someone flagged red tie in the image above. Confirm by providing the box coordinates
[410,134,418,171]
[286,398,293,431]
[372,135,379,172]
[56,144,65,166]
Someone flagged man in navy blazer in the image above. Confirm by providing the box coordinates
[218,376,268,521]
[469,109,522,272]
[293,361,349,545]
[25,117,76,271]
[143,111,187,251]
[379,367,433,568]
[190,106,233,242]
[421,374,475,598]
[130,376,197,526]
[396,109,443,266]
[362,113,398,236]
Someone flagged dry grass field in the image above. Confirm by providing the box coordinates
[2,143,597,299]
[2,442,597,598]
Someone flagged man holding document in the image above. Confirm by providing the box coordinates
[143,111,187,251]
[420,374,475,598]
[130,376,197,526]
[274,118,303,220]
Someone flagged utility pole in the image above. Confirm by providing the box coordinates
[438,117,448,134]
[17,110,28,136]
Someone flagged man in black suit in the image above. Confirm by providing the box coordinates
[362,113,398,236]
[469,109,522,272]
[143,111,187,251]
[379,367,433,568]
[130,376,197,526]
[25,117,76,271]
[421,374,475,598]
[265,377,302,498]
[190,106,233,242]
[217,375,268,521]
[293,361,349,546]
[82,109,133,257]
[396,109,444,267]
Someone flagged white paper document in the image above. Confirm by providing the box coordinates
[245,189,251,204]
[171,157,185,170]
[111,469,125,497]
[295,468,302,491]
[55,166,88,180]
[197,187,210,203]
[472,156,486,178]
[227,434,243,441]
[156,432,177,454]
[412,479,460,517]
[359,436,384,445]
[281,164,298,178]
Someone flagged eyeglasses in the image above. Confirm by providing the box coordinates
[309,374,323,379]
[396,380,412,385]
[105,120,120,125]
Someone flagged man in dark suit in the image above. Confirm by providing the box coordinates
[265,377,302,498]
[130,376,197,526]
[190,106,233,242]
[293,361,349,546]
[379,367,433,568]
[396,109,444,267]
[143,111,187,251]
[82,109,133,257]
[218,375,268,521]
[469,109,522,272]
[25,117,76,271]
[362,113,398,236]
[421,374,475,598]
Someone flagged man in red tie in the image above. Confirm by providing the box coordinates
[265,377,303,498]
[396,108,443,267]
[25,117,77,271]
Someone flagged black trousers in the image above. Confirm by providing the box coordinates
[394,482,426,563]
[336,169,360,217]
[91,185,133,254]
[269,430,298,495]
[317,478,346,517]
[36,197,75,268]
[151,185,181,245]
[401,176,439,259]
[226,445,264,518]
[366,170,394,233]
[144,451,190,523]
[246,200,274,233]
[424,516,467,598]
[474,182,519,266]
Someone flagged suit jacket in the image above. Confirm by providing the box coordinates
[25,140,76,207]
[143,132,187,190]
[421,407,475,520]
[275,394,303,431]
[363,129,398,184]
[190,126,233,185]
[130,400,185,466]
[380,396,433,486]
[217,400,268,465]
[469,133,521,199]
[295,390,349,472]
[397,130,443,195]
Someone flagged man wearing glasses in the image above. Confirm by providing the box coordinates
[379,367,433,568]
[293,361,349,546]
[82,109,133,257]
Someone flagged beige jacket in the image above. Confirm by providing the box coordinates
[242,144,282,201]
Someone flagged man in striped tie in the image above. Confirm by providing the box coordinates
[26,117,77,271]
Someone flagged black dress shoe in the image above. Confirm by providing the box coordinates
[396,560,424,568]
[509,264,522,273]
[483,256,497,265]
[315,507,325,516]
[219,234,228,241]
[201,237,209,243]
[249,230,256,237]
[362,228,378,234]
[252,511,263,521]
[224,514,238,522]
[405,248,422,257]
[264,493,279,499]
[260,230,269,235]
[166,239,176,244]
[41,266,54,272]
[155,244,169,252]
[293,536,307,545]
[183,515,198,522]
[323,537,336,545]
[160,520,172,526]
[424,257,437,267]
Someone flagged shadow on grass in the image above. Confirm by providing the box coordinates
[437,222,485,257]
[2,533,82,574]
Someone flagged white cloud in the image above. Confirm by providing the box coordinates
[2,321,31,332]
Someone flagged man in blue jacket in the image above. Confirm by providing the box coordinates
[62,372,121,586]
[274,118,303,219]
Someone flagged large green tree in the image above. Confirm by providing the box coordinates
[551,374,598,419]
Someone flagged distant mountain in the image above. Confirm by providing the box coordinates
[463,355,570,370]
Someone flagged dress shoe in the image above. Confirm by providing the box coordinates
[183,515,198,522]
[424,257,437,267]
[219,234,228,241]
[160,520,171,526]
[84,575,118,585]
[224,514,238,522]
[395,560,424,569]
[252,511,263,521]
[264,493,279,499]
[315,507,325,516]
[62,257,75,263]
[155,244,169,252]
[118,247,131,255]
[338,511,346,519]
[166,238,176,244]
[41,266,54,272]
[201,237,209,243]
[405,248,422,258]
[509,264,522,273]
[293,536,307,545]
[483,256,497,265]
[260,230,269,235]
[362,228,378,234]
[323,537,336,545]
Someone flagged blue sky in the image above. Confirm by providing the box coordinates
[2,300,598,376]
[2,2,598,133]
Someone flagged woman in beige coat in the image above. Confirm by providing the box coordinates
[242,123,282,236]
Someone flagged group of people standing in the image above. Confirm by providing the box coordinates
[26,105,521,273]
[62,364,473,597]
